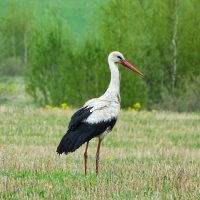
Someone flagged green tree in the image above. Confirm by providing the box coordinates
[97,0,200,110]
[0,1,32,63]
[24,0,200,111]
[26,11,74,106]
[74,40,109,103]
[0,32,6,61]
[177,0,200,84]
[97,0,148,107]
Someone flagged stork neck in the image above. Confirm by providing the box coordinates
[105,61,120,97]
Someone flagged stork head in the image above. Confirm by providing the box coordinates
[108,51,143,76]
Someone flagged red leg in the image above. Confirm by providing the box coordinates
[96,139,102,176]
[84,142,89,175]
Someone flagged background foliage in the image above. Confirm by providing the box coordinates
[0,0,200,111]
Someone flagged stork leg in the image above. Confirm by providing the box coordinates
[84,141,89,175]
[96,138,102,176]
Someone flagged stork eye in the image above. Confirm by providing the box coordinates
[117,55,123,60]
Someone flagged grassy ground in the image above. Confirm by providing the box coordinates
[0,106,199,199]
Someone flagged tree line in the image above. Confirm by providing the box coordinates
[0,0,200,111]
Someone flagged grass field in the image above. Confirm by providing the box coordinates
[0,106,199,199]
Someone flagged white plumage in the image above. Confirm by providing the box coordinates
[84,98,120,124]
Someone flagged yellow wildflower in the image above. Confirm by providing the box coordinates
[133,102,141,109]
[61,103,68,110]
[45,105,51,110]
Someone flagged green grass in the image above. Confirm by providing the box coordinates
[0,106,200,199]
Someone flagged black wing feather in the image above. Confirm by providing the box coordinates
[68,106,92,130]
[56,112,117,154]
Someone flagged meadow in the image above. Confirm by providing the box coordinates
[0,105,199,199]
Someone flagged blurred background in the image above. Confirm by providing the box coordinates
[0,0,199,111]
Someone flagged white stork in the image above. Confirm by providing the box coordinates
[56,51,143,175]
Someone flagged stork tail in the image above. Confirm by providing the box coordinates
[56,129,90,154]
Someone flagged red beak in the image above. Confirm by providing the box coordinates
[121,60,143,76]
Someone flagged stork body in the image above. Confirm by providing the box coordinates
[56,51,143,175]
